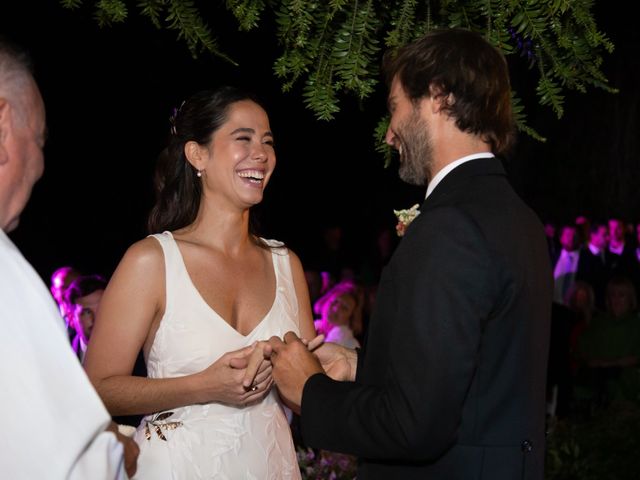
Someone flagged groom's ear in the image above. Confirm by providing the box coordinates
[428,84,455,114]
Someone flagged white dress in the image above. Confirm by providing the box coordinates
[133,232,301,479]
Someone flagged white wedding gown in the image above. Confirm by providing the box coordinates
[132,232,301,479]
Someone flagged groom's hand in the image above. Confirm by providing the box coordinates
[268,331,323,413]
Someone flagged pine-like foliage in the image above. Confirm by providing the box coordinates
[61,0,615,139]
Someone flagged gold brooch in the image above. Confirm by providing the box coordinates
[144,411,183,441]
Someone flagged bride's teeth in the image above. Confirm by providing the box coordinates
[238,170,265,179]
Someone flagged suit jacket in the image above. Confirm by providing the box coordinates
[301,157,552,480]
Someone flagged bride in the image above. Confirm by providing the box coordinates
[84,87,316,479]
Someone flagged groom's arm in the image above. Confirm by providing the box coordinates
[299,208,499,461]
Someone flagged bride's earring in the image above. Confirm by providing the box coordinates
[196,169,203,178]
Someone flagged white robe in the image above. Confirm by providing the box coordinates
[0,230,125,479]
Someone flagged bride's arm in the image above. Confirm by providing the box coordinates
[84,238,266,416]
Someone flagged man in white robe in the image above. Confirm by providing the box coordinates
[0,39,137,478]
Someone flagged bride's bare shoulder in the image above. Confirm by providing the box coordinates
[116,236,165,274]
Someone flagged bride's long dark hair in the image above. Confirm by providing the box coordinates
[148,86,266,238]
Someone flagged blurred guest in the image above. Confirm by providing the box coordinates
[575,215,590,248]
[576,221,609,310]
[553,224,581,305]
[608,217,640,295]
[543,220,559,262]
[314,280,363,349]
[566,281,597,376]
[66,274,107,362]
[50,265,81,330]
[608,218,636,271]
[576,276,640,405]
[608,218,629,257]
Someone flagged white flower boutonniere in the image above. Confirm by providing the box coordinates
[393,203,421,237]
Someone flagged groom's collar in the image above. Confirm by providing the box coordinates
[425,152,495,199]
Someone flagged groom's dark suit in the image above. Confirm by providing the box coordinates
[301,157,552,480]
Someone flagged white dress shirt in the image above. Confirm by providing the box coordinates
[609,242,625,255]
[426,152,495,199]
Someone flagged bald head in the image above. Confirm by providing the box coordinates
[0,39,46,232]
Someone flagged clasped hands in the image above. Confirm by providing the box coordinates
[233,332,357,413]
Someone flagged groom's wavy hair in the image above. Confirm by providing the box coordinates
[148,86,266,239]
[382,28,515,156]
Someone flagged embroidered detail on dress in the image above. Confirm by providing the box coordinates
[144,411,183,441]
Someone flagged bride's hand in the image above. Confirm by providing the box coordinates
[301,334,325,351]
[196,343,272,406]
[232,341,273,392]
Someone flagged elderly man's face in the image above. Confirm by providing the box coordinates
[0,77,46,232]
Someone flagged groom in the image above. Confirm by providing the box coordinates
[267,29,552,479]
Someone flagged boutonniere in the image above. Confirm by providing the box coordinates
[393,204,421,237]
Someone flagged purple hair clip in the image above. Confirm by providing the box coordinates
[169,100,185,135]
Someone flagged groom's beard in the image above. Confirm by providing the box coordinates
[397,110,434,186]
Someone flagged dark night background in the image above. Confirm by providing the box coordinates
[1,1,638,283]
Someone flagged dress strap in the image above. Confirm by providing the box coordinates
[262,239,299,321]
[147,231,181,318]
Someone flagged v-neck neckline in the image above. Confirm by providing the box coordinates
[166,231,278,338]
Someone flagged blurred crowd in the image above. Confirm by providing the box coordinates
[543,216,640,418]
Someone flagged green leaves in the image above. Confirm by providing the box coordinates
[138,0,165,28]
[374,115,393,167]
[60,0,616,151]
[165,0,234,63]
[274,0,381,120]
[94,0,129,26]
[227,0,266,31]
[512,91,545,142]
[60,0,84,8]
[332,0,380,100]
